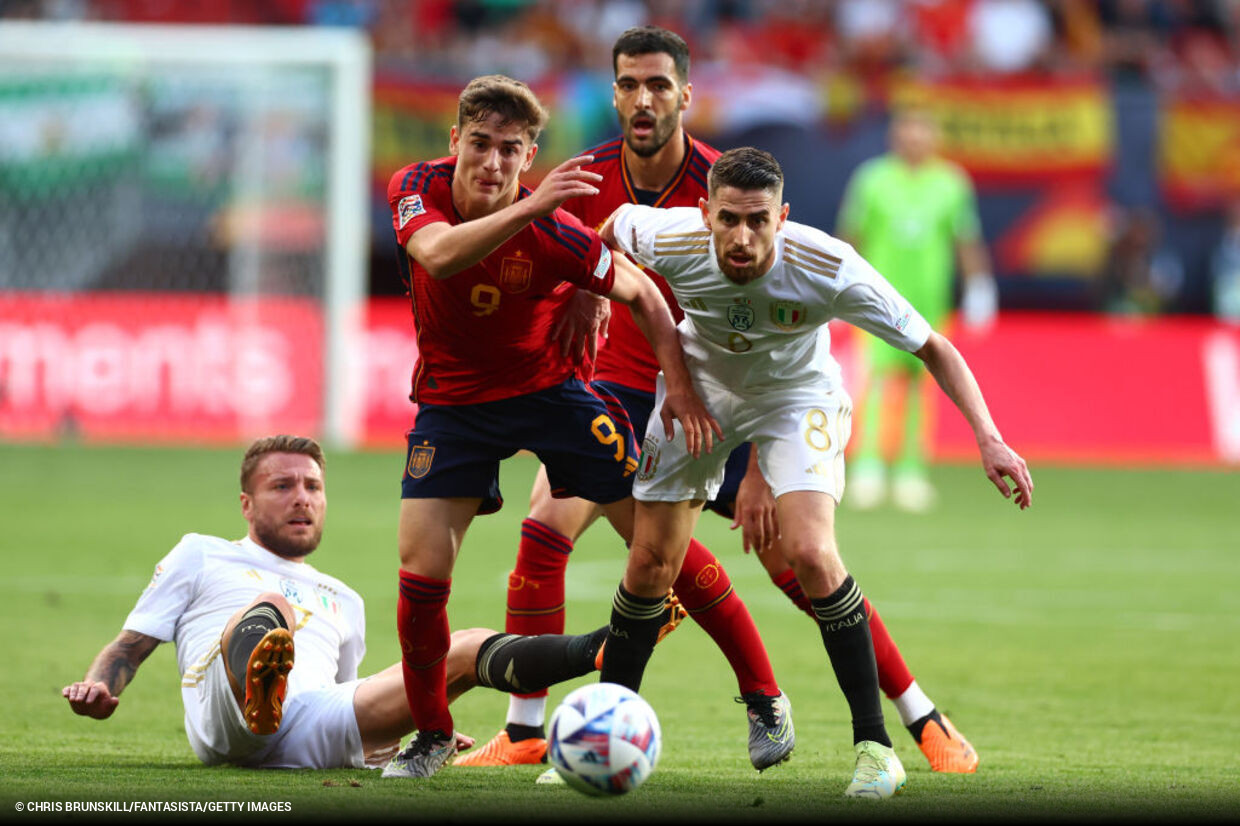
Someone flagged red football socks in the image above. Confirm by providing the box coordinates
[505,518,573,699]
[397,569,453,735]
[675,538,779,696]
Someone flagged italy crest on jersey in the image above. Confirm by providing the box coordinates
[770,301,807,330]
[636,435,660,481]
[315,586,341,615]
[728,299,755,331]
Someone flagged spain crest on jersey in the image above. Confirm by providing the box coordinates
[770,301,807,330]
[499,255,532,293]
[728,299,755,331]
[407,444,436,479]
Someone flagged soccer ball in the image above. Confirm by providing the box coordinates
[547,682,661,796]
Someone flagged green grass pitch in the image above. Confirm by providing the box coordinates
[1,442,1236,822]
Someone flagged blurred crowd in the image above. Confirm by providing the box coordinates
[6,0,1240,319]
[3,0,1240,92]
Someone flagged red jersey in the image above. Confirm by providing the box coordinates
[563,133,721,393]
[389,156,617,405]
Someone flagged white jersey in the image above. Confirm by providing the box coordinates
[612,204,932,395]
[123,534,366,749]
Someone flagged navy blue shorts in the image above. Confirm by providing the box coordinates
[592,381,752,518]
[401,379,639,515]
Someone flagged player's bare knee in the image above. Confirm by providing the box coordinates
[785,542,844,581]
[446,627,498,698]
[626,542,678,590]
[250,592,295,627]
[450,626,495,658]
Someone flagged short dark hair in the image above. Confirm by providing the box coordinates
[708,147,784,197]
[612,26,690,84]
[457,74,549,143]
[240,435,325,493]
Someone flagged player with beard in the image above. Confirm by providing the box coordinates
[459,27,980,780]
[454,27,792,777]
[596,147,1033,798]
[63,436,622,770]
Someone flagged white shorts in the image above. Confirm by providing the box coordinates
[634,374,853,504]
[182,648,366,769]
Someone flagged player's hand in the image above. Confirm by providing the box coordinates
[979,437,1033,510]
[597,205,625,247]
[660,386,723,459]
[63,680,119,719]
[453,731,477,752]
[526,155,602,217]
[730,462,779,553]
[552,289,610,363]
[962,274,998,329]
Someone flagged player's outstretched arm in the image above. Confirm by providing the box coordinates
[407,155,602,280]
[914,331,1034,509]
[607,254,722,457]
[63,630,161,720]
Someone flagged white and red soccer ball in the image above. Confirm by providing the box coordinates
[548,682,661,796]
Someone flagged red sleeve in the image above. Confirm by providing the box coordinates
[531,209,616,295]
[388,160,454,248]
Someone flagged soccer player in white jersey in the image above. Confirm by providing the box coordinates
[595,147,1034,799]
[62,435,620,770]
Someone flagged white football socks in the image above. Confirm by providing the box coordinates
[506,695,547,728]
[892,680,935,727]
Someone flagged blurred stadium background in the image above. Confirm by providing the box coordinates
[1,0,1238,464]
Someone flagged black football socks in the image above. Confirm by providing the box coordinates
[225,601,288,685]
[811,576,891,747]
[598,583,667,692]
[475,626,608,695]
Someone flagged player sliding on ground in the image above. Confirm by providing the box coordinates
[62,435,634,769]
[596,147,1034,799]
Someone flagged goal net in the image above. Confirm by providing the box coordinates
[0,21,370,447]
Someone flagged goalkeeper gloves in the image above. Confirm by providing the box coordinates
[961,274,998,329]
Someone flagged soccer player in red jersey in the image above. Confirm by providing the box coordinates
[380,74,721,780]
[456,31,796,777]
[458,27,978,776]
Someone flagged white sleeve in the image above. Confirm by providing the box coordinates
[832,253,933,353]
[610,203,660,270]
[122,535,204,642]
[336,592,366,683]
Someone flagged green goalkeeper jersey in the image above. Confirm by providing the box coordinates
[836,154,980,326]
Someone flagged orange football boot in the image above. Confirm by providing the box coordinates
[243,628,294,735]
[917,714,979,773]
[453,729,547,767]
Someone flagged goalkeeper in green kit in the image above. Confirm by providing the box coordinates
[837,107,997,512]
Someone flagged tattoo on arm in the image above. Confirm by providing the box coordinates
[84,631,160,697]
